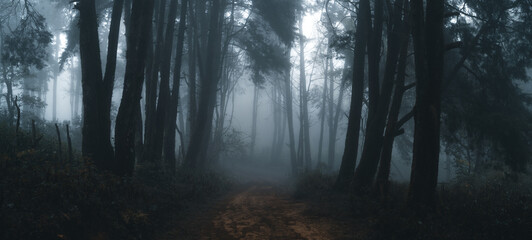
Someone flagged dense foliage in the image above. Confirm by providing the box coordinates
[442,0,532,172]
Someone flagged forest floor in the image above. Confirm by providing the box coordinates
[159,160,361,240]
[2,123,530,239]
[158,159,532,240]
[160,182,358,240]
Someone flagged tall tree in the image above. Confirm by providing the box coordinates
[163,0,189,172]
[407,0,445,208]
[335,0,370,190]
[441,0,532,173]
[184,0,225,170]
[144,0,179,165]
[375,0,411,197]
[270,79,287,163]
[76,0,123,172]
[0,1,52,123]
[52,36,60,122]
[298,15,312,171]
[114,0,154,176]
[186,0,198,149]
[250,84,259,156]
[353,0,404,192]
[143,0,167,162]
[316,47,330,167]
[247,0,301,174]
[283,52,299,174]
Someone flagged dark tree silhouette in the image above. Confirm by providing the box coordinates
[335,0,370,190]
[407,0,445,208]
[114,0,154,176]
[76,0,122,172]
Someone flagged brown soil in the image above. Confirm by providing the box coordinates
[160,183,357,240]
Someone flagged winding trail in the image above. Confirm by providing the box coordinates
[162,182,355,240]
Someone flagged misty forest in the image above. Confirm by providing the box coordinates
[1,0,531,239]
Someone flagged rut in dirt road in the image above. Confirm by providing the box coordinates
[170,183,355,240]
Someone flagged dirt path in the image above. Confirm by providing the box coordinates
[161,183,355,240]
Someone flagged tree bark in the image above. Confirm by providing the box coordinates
[353,0,403,193]
[3,68,14,121]
[66,124,73,162]
[317,47,330,167]
[144,0,179,165]
[52,37,58,122]
[135,105,143,165]
[334,0,370,190]
[77,0,116,171]
[375,0,410,197]
[271,80,286,163]
[73,67,81,121]
[114,0,154,176]
[270,82,281,161]
[282,48,299,175]
[55,123,62,162]
[408,0,445,208]
[250,84,259,156]
[185,0,225,170]
[298,17,312,171]
[365,0,384,126]
[187,0,198,146]
[164,0,189,172]
[143,0,167,158]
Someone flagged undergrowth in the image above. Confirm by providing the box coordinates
[295,170,532,240]
[0,121,232,240]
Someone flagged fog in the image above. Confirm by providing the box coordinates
[36,5,357,182]
[9,0,523,185]
[2,0,531,239]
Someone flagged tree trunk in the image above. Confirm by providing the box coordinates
[282,48,299,175]
[164,0,189,172]
[408,0,445,208]
[250,84,259,156]
[177,97,186,152]
[187,0,198,146]
[270,84,279,160]
[144,0,179,165]
[66,124,73,162]
[69,69,75,121]
[55,123,62,162]
[135,105,143,166]
[317,48,330,167]
[271,80,286,163]
[353,0,403,193]
[4,68,14,121]
[77,0,118,171]
[334,0,370,190]
[210,1,236,164]
[375,0,410,198]
[114,0,154,176]
[52,73,58,122]
[73,66,81,121]
[298,17,312,171]
[102,0,125,128]
[365,0,384,127]
[143,0,167,158]
[52,35,59,123]
[185,0,225,170]
[328,56,348,170]
[124,0,132,36]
